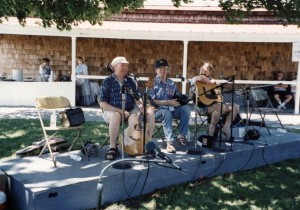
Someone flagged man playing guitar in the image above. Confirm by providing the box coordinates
[99,56,155,160]
[191,62,239,140]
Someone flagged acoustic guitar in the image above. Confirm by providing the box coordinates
[120,77,153,156]
[195,81,222,106]
[121,112,150,156]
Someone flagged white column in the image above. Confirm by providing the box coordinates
[295,62,300,114]
[70,36,77,106]
[182,40,189,94]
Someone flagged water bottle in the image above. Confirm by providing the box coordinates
[70,154,81,161]
[50,111,57,127]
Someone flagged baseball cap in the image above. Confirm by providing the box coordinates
[154,59,169,69]
[111,56,129,67]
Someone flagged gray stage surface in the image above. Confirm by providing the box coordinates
[1,127,300,210]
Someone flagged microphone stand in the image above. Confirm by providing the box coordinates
[175,76,204,154]
[142,85,148,154]
[239,87,267,145]
[243,87,251,141]
[112,85,133,169]
[228,76,235,151]
[212,83,228,152]
[187,86,205,155]
[222,77,253,148]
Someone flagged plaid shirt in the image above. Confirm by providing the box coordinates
[99,74,137,112]
[149,75,180,110]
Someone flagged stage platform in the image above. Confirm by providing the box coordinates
[1,127,300,210]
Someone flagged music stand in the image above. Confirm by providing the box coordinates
[211,82,229,152]
[240,86,270,145]
[112,85,133,169]
[221,77,253,148]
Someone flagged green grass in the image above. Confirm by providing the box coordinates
[103,159,300,210]
[0,119,109,158]
[0,119,300,209]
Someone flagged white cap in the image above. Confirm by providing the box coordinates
[111,56,129,67]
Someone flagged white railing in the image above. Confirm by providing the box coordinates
[77,75,300,114]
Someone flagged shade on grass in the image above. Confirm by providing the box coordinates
[1,119,299,210]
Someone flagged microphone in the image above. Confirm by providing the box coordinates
[176,74,190,83]
[126,87,141,100]
[145,142,182,170]
[218,75,235,82]
[105,64,114,74]
[127,73,138,78]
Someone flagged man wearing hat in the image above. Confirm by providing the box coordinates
[149,58,191,153]
[99,56,155,160]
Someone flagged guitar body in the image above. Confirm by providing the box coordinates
[195,82,222,106]
[120,113,150,156]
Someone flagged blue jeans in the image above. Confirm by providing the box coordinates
[155,104,191,143]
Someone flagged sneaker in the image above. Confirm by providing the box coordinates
[281,105,286,110]
[277,104,283,109]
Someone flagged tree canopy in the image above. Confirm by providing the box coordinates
[0,0,299,31]
[0,0,191,30]
[219,0,300,26]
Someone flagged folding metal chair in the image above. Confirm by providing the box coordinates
[153,119,180,145]
[36,96,86,167]
[249,88,284,135]
[194,106,209,132]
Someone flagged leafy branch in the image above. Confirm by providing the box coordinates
[219,0,300,27]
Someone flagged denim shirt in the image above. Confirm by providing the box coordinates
[99,74,137,112]
[149,75,179,110]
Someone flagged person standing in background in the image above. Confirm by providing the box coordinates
[76,57,95,106]
[39,58,53,82]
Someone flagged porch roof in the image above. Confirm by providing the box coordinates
[1,17,300,43]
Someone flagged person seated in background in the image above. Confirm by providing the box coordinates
[272,71,293,110]
[149,58,191,153]
[191,62,239,140]
[39,58,53,82]
[75,57,95,106]
[99,56,155,160]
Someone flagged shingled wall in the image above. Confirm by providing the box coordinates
[0,35,297,82]
[0,35,71,79]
